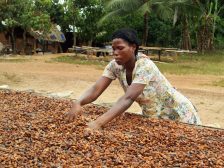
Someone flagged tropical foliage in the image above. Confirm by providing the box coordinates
[0,0,223,53]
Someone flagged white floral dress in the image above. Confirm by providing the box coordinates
[102,54,201,125]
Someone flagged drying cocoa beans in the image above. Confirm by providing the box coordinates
[0,90,223,167]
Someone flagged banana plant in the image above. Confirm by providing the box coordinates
[193,0,224,52]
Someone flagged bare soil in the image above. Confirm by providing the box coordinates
[0,53,223,128]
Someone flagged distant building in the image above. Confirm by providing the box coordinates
[0,25,66,55]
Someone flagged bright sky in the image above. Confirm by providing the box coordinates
[58,0,64,4]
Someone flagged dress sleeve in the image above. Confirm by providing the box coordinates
[132,58,155,84]
[102,61,117,80]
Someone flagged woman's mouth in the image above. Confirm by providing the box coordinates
[115,59,122,64]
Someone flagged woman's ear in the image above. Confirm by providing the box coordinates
[131,44,137,52]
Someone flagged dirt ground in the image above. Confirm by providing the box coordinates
[0,53,223,128]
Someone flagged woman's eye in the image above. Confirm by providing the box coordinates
[112,46,124,52]
[117,46,124,50]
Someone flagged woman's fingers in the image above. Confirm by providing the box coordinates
[65,111,76,122]
[64,103,82,122]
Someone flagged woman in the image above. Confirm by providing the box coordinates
[65,28,201,129]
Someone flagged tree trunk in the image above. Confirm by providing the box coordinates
[72,1,76,47]
[181,16,192,50]
[10,28,16,54]
[211,0,218,50]
[22,30,27,54]
[88,39,93,46]
[142,12,149,46]
[58,42,63,53]
[73,24,76,47]
[197,16,213,53]
[33,39,37,54]
[42,40,45,55]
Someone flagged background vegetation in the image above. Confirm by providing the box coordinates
[0,0,224,53]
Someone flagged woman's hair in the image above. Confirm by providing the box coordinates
[111,28,140,56]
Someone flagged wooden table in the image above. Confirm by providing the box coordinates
[68,46,112,57]
[139,46,178,61]
[68,46,84,53]
[94,48,112,57]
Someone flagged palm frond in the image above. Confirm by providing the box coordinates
[105,0,141,11]
[97,9,124,26]
[136,1,151,16]
[98,0,144,26]
[217,4,224,14]
[159,6,173,20]
[151,1,173,20]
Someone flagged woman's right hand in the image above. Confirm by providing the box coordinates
[65,102,82,122]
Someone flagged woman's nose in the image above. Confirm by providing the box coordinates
[113,49,118,56]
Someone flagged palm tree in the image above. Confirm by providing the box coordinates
[100,0,187,46]
[172,0,200,50]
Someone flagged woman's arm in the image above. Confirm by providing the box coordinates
[88,83,146,129]
[77,76,112,105]
[65,76,112,122]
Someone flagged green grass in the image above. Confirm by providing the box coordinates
[212,79,224,87]
[50,55,108,68]
[1,72,21,83]
[50,51,224,76]
[156,51,224,76]
[0,58,30,63]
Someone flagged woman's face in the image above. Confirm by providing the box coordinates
[112,38,136,65]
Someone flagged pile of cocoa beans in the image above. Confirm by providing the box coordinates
[0,90,223,167]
